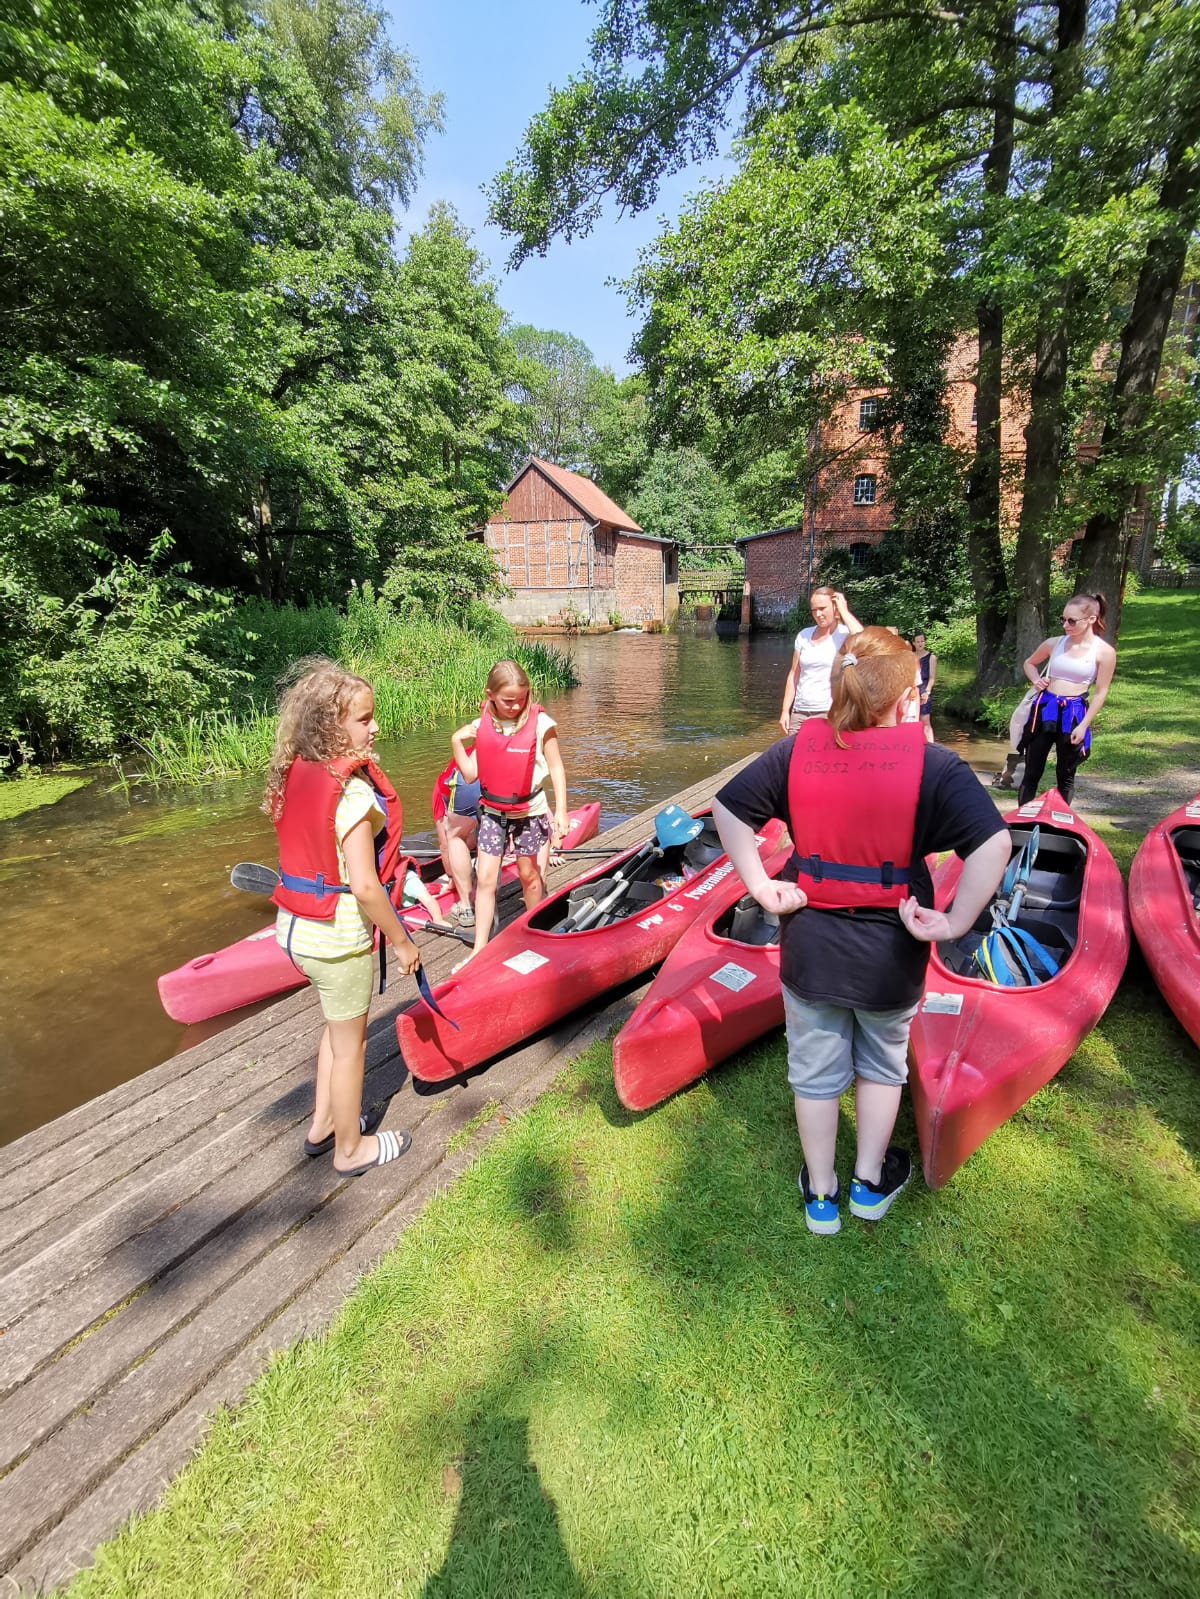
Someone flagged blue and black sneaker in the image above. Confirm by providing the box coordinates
[799,1165,841,1235]
[849,1147,912,1221]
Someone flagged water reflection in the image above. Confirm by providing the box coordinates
[0,629,1001,1144]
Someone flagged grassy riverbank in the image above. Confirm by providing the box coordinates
[0,771,93,822]
[134,604,577,784]
[61,592,1200,1597]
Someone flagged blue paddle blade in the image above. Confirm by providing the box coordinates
[416,964,460,1030]
[654,804,705,848]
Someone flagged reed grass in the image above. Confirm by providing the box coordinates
[133,600,576,784]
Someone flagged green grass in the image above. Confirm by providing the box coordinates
[66,993,1200,1597]
[0,771,92,821]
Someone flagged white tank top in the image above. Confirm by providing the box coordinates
[1048,635,1098,689]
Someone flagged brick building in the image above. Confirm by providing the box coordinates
[479,457,678,626]
[736,335,1030,627]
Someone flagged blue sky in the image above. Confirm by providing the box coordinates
[386,2,734,375]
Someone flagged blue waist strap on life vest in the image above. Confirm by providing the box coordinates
[794,854,908,889]
[278,871,350,900]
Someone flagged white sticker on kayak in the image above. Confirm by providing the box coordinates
[709,962,757,993]
[1018,803,1041,817]
[503,950,549,975]
[923,991,964,1015]
[1187,801,1200,818]
[1051,810,1074,824]
[248,929,275,942]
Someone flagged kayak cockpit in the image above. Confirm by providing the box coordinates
[713,894,781,947]
[1171,826,1200,909]
[531,818,725,935]
[936,824,1086,982]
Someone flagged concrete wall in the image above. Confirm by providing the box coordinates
[492,587,617,626]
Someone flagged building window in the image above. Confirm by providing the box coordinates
[849,541,870,570]
[858,396,880,431]
[971,391,978,426]
[853,474,877,505]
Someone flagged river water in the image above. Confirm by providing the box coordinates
[0,628,1004,1145]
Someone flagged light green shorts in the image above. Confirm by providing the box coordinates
[291,947,375,1022]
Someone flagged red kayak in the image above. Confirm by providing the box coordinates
[612,873,790,1112]
[396,810,790,1082]
[908,788,1129,1188]
[1129,791,1200,1048]
[157,804,601,1025]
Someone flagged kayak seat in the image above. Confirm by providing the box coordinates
[721,894,781,947]
[682,822,724,874]
[1171,827,1200,901]
[1009,827,1086,910]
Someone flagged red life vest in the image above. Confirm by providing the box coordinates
[475,703,543,815]
[786,718,926,909]
[430,758,456,824]
[271,754,405,921]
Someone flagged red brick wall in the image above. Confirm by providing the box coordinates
[614,536,667,622]
[743,529,809,626]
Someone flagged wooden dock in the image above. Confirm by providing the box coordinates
[0,768,736,1594]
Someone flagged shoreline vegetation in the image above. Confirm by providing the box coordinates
[1,593,578,793]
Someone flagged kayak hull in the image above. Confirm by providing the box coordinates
[1129,792,1200,1048]
[396,814,789,1082]
[908,789,1129,1188]
[156,803,601,1025]
[612,884,788,1112]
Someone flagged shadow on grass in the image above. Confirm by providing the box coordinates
[421,1414,586,1599]
[578,1024,1200,1594]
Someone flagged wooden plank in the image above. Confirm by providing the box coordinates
[6,980,651,1595]
[0,981,650,1579]
[0,1002,414,1336]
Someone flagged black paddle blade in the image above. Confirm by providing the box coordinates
[230,862,280,894]
[416,964,460,1029]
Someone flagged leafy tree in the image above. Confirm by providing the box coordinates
[589,372,653,506]
[629,446,746,566]
[491,0,1200,677]
[507,325,611,469]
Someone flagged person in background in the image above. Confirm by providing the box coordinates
[778,587,863,735]
[913,631,937,744]
[1017,592,1116,808]
[431,757,480,926]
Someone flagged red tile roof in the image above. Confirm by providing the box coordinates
[512,457,642,532]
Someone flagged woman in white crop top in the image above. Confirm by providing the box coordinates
[778,586,864,735]
[1017,591,1117,807]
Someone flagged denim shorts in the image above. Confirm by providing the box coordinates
[782,987,917,1099]
[477,809,552,859]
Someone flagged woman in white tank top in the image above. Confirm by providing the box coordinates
[1017,591,1117,807]
[778,586,864,735]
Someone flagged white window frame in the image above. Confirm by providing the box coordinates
[853,474,877,506]
[858,397,880,431]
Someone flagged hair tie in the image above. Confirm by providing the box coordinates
[842,653,858,667]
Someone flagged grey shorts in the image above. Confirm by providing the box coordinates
[782,987,917,1099]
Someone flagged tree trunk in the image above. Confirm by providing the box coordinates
[253,478,280,601]
[966,26,1017,689]
[1010,0,1087,670]
[1075,149,1200,635]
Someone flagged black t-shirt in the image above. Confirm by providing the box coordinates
[716,735,1007,1010]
